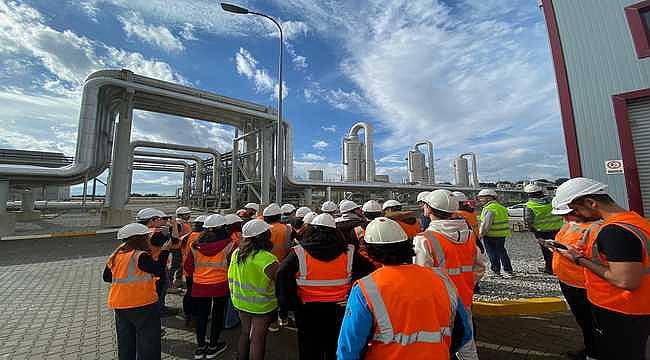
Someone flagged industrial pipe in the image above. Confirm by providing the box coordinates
[343,122,375,182]
[133,150,204,198]
[460,152,479,188]
[133,157,191,204]
[415,141,435,185]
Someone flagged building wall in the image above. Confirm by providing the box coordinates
[553,0,650,207]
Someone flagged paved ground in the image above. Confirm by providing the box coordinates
[0,234,636,360]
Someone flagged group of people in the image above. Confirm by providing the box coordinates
[103,177,650,360]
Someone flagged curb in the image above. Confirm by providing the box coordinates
[473,297,567,317]
[0,228,119,241]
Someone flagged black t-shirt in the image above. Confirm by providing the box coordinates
[595,225,643,262]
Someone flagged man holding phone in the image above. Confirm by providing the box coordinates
[554,178,650,360]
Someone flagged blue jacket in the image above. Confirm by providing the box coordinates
[337,283,473,359]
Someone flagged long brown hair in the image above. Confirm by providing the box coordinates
[237,230,273,264]
[107,234,151,268]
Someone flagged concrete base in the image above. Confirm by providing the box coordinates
[0,213,16,237]
[100,208,133,227]
[15,210,41,221]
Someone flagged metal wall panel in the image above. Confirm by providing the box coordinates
[627,97,650,215]
[553,0,650,208]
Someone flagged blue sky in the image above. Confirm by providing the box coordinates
[0,0,568,195]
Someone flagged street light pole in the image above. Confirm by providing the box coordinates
[221,3,284,204]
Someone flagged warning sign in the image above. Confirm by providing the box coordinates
[605,160,624,175]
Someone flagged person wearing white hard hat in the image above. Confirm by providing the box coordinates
[337,217,473,359]
[241,203,260,223]
[452,191,480,239]
[170,207,192,292]
[417,191,432,231]
[382,199,422,239]
[280,203,297,224]
[335,200,367,248]
[524,183,564,275]
[477,189,514,277]
[277,213,374,359]
[547,200,600,360]
[227,219,278,360]
[225,214,244,245]
[296,211,318,241]
[263,203,293,263]
[180,215,207,326]
[553,178,650,360]
[321,200,338,215]
[292,207,312,242]
[104,223,172,360]
[184,214,232,358]
[362,200,382,221]
[414,189,483,360]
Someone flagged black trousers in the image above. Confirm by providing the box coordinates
[114,302,161,360]
[168,249,183,283]
[193,296,227,347]
[534,230,558,272]
[296,302,344,360]
[559,282,597,358]
[183,276,193,319]
[591,304,650,360]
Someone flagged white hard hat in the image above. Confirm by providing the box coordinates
[524,183,543,193]
[295,206,312,218]
[451,191,467,202]
[244,203,260,212]
[554,177,608,207]
[424,189,458,213]
[362,200,382,213]
[263,203,282,217]
[302,211,317,225]
[382,199,402,210]
[224,214,243,225]
[321,201,337,213]
[311,213,336,229]
[204,214,226,228]
[193,215,207,223]
[175,206,192,215]
[242,219,271,238]
[551,203,574,215]
[339,200,361,213]
[417,191,431,203]
[117,223,151,240]
[281,203,296,214]
[364,217,408,244]
[477,189,498,198]
[136,208,166,221]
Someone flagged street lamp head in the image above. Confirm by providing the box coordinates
[221,3,249,14]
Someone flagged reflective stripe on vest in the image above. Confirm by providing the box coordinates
[228,278,276,303]
[191,246,229,269]
[360,268,457,345]
[227,248,278,314]
[421,231,475,276]
[294,244,354,286]
[112,251,154,284]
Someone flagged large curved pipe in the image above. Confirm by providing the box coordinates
[133,157,191,203]
[414,141,435,185]
[348,122,375,182]
[132,150,204,198]
[460,152,479,188]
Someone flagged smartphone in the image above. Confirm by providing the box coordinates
[545,240,568,250]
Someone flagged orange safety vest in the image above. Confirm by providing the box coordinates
[420,230,477,307]
[182,231,202,276]
[456,210,479,238]
[270,223,292,261]
[294,244,354,303]
[584,212,650,315]
[395,219,421,239]
[107,250,158,309]
[230,231,241,248]
[552,221,597,289]
[191,242,234,285]
[358,265,457,360]
[171,222,192,250]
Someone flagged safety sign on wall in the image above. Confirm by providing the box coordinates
[605,160,624,175]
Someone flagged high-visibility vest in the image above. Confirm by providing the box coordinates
[107,250,158,309]
[526,201,563,232]
[192,242,234,285]
[480,201,511,237]
[551,221,598,288]
[230,231,241,247]
[357,265,457,360]
[456,210,479,238]
[228,248,278,314]
[182,231,202,276]
[584,211,650,315]
[419,230,477,307]
[270,223,292,261]
[294,244,354,303]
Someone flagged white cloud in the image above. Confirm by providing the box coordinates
[79,0,99,22]
[312,140,328,150]
[235,47,288,99]
[302,153,325,161]
[180,22,197,41]
[119,12,185,53]
[303,82,367,111]
[378,154,404,164]
[280,20,309,40]
[321,125,336,133]
[292,55,308,70]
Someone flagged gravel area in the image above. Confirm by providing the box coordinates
[475,231,563,301]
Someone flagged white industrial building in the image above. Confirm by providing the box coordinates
[542,0,650,215]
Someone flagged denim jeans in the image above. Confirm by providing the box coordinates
[114,302,161,360]
[483,236,513,273]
